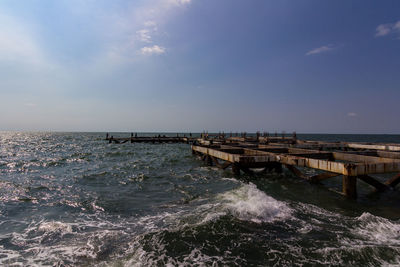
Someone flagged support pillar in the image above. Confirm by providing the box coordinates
[232,163,241,175]
[274,163,283,173]
[206,155,213,166]
[343,175,357,199]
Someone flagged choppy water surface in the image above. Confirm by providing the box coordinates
[1,132,400,266]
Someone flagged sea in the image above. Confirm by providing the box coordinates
[1,132,400,266]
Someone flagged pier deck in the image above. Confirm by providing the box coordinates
[105,133,400,199]
[191,141,400,199]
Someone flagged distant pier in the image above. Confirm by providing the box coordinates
[105,133,196,144]
[105,132,400,199]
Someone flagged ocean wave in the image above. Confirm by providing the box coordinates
[219,182,292,223]
[354,212,400,246]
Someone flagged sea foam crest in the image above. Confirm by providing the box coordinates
[355,212,400,245]
[220,183,292,223]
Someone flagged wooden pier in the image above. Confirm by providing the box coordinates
[105,133,400,199]
[105,133,196,144]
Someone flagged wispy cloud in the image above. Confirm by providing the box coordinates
[98,0,191,63]
[0,14,50,68]
[347,112,357,117]
[168,0,192,6]
[306,45,336,56]
[24,103,37,108]
[141,45,166,55]
[136,29,152,43]
[375,20,400,37]
[144,21,157,27]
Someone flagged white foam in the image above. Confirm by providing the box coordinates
[219,183,292,223]
[355,212,400,245]
[37,221,73,234]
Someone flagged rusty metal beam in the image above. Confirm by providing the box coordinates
[357,175,389,192]
[309,172,340,182]
[385,173,400,188]
[221,161,232,170]
[285,165,308,180]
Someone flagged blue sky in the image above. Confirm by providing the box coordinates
[0,0,399,133]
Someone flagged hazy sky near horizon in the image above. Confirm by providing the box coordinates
[0,0,399,133]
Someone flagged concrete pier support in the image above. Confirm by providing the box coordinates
[232,163,241,175]
[343,175,357,199]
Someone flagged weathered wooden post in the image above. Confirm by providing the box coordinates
[130,133,133,143]
[343,175,357,199]
[274,163,283,173]
[206,155,213,166]
[106,133,109,140]
[232,163,241,175]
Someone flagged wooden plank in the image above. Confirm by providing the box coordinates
[346,143,400,152]
[332,152,398,163]
[349,162,400,176]
[277,154,346,175]
[192,145,240,163]
[287,152,333,160]
[376,151,400,160]
[357,175,389,192]
[336,150,400,160]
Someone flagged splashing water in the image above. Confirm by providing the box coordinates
[1,132,400,266]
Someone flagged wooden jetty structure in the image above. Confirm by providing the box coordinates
[105,133,196,144]
[105,132,400,199]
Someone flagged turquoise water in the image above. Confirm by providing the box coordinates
[1,132,400,266]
